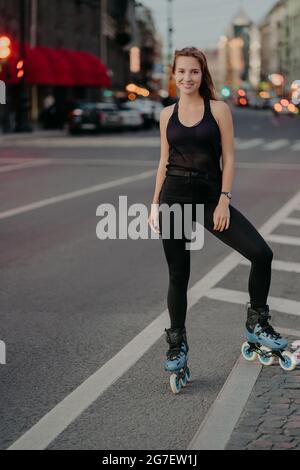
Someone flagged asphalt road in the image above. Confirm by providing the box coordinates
[0,107,300,450]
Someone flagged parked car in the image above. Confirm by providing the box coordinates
[117,102,143,129]
[121,99,153,129]
[68,102,122,134]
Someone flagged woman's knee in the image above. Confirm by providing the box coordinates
[251,243,273,265]
[169,266,190,286]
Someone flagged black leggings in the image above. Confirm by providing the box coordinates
[158,201,273,330]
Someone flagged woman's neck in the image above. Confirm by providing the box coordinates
[178,92,204,109]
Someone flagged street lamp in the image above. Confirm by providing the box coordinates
[0,36,11,60]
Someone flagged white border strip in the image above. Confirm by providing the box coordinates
[188,358,261,450]
[0,169,156,220]
[188,325,300,450]
[282,217,300,226]
[263,139,289,151]
[0,159,52,173]
[265,234,300,246]
[205,287,300,317]
[240,258,300,273]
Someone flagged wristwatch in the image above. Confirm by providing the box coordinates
[221,191,232,200]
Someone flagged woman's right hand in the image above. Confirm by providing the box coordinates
[148,203,161,234]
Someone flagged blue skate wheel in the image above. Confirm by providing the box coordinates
[241,342,257,362]
[170,373,181,394]
[186,367,191,383]
[258,346,275,366]
[180,371,187,387]
[279,351,297,372]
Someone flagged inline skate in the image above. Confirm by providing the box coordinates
[241,302,297,371]
[164,326,191,394]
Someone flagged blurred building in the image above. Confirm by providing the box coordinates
[259,0,287,82]
[259,0,300,95]
[203,49,222,95]
[218,7,261,91]
[134,2,163,96]
[0,0,162,130]
[111,0,163,98]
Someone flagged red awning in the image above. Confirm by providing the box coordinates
[59,49,94,86]
[0,42,110,87]
[79,51,111,87]
[37,47,75,86]
[26,46,56,85]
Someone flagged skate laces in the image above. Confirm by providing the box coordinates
[167,347,181,360]
[258,314,281,339]
[167,341,186,360]
[165,328,187,360]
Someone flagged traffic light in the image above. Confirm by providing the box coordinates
[221,86,231,99]
[16,59,25,79]
[0,36,11,60]
[237,89,246,97]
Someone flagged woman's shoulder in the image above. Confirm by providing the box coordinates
[160,103,177,125]
[210,99,230,112]
[210,100,232,125]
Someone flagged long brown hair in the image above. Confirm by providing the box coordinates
[172,47,217,100]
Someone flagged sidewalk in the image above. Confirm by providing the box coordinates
[0,129,67,142]
[226,334,300,451]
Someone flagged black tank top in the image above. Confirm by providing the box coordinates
[166,97,222,178]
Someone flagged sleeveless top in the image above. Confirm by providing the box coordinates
[166,97,222,179]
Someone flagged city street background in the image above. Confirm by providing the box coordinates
[0,0,300,451]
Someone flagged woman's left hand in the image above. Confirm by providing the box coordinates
[213,200,230,232]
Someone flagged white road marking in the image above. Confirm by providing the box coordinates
[240,258,300,273]
[291,140,300,151]
[265,234,300,246]
[0,159,52,173]
[188,325,300,450]
[0,158,37,163]
[263,139,289,151]
[235,162,300,170]
[7,189,300,450]
[188,358,262,450]
[0,169,156,220]
[2,157,300,171]
[234,138,264,150]
[282,217,300,226]
[48,158,155,167]
[1,136,297,151]
[205,287,300,317]
[0,136,161,148]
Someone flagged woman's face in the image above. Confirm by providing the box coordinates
[174,56,202,95]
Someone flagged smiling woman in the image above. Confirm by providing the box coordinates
[148,45,293,394]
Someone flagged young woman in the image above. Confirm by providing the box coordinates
[149,47,289,383]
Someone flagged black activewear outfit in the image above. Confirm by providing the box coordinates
[158,97,273,329]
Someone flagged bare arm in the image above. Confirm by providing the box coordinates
[216,101,235,205]
[151,107,172,204]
